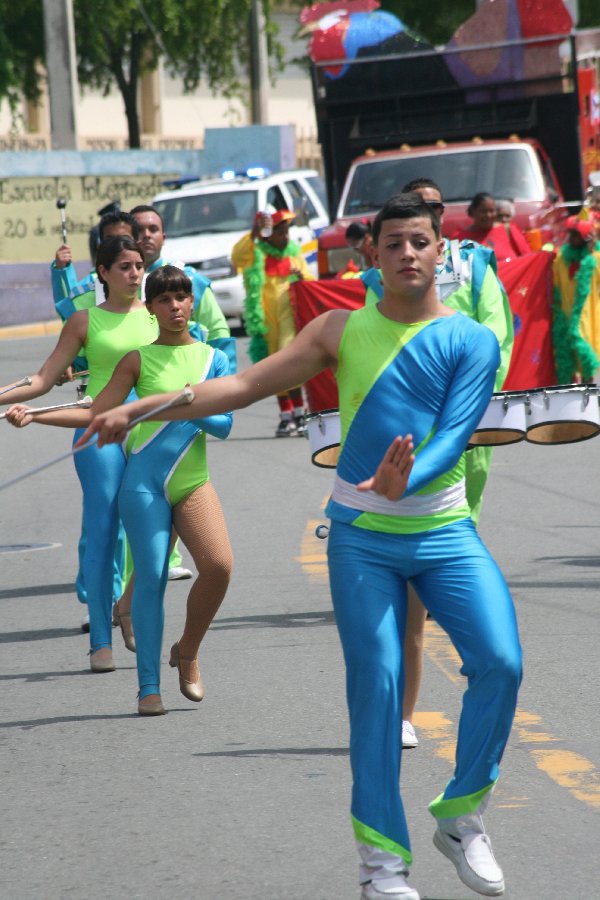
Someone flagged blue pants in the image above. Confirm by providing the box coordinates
[73,429,126,652]
[119,487,171,699]
[75,519,126,606]
[118,419,202,699]
[327,518,522,863]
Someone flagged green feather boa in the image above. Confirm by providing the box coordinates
[552,243,600,382]
[242,238,301,363]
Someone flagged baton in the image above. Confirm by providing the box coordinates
[0,386,195,493]
[0,377,32,398]
[0,396,92,421]
[56,198,68,245]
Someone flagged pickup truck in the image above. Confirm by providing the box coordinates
[312,25,600,277]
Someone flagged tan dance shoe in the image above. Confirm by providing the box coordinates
[112,603,136,653]
[169,642,205,702]
[138,694,167,716]
[89,648,116,673]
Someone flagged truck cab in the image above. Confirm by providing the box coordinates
[318,138,566,277]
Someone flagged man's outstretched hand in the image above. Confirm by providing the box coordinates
[357,435,414,501]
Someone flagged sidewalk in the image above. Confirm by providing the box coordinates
[0,319,62,340]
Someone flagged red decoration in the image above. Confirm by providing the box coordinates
[290,252,557,411]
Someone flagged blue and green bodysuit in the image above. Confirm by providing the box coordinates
[326,305,522,865]
[119,341,232,699]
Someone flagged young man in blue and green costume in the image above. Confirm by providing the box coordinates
[80,194,522,900]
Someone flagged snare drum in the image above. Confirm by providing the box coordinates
[468,391,528,446]
[307,409,341,468]
[525,384,600,444]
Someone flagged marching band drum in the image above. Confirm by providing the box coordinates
[306,385,600,467]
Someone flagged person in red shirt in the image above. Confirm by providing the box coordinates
[453,192,532,261]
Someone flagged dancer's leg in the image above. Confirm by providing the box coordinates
[327,521,412,864]
[73,432,125,653]
[172,481,232,675]
[119,489,172,699]
[402,585,428,723]
[412,520,522,814]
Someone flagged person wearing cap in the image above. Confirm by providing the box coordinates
[232,208,315,436]
[552,215,600,383]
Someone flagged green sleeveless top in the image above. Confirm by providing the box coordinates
[82,307,158,398]
[127,342,213,505]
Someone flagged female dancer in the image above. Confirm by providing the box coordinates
[7,267,233,716]
[0,235,157,672]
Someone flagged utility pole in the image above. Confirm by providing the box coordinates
[249,0,269,124]
[42,0,79,149]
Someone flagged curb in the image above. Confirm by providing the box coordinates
[0,320,62,341]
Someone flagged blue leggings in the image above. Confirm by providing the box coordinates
[119,487,171,698]
[73,429,126,652]
[327,517,522,863]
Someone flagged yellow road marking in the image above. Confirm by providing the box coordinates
[299,513,600,812]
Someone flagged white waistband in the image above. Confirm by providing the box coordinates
[331,474,467,517]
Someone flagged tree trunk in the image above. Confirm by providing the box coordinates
[123,81,140,148]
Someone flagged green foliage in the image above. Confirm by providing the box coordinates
[0,0,282,146]
[0,1,44,113]
[381,0,476,46]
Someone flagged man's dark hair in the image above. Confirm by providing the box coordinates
[372,193,441,243]
[130,204,165,230]
[401,177,442,196]
[145,265,192,303]
[98,211,139,241]
[345,221,372,242]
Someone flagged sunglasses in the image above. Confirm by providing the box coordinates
[426,201,445,214]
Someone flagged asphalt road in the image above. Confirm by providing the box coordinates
[1,335,599,900]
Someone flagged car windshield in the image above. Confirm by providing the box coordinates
[342,148,541,214]
[154,189,258,237]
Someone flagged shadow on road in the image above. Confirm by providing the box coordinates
[0,582,75,600]
[194,745,349,758]
[211,609,334,630]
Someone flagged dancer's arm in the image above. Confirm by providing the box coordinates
[78,310,348,447]
[0,312,88,405]
[4,350,141,429]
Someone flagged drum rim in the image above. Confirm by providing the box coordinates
[525,419,600,444]
[306,407,340,420]
[311,443,340,468]
[467,430,526,447]
[525,383,598,395]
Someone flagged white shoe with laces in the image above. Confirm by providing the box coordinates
[358,843,420,900]
[401,720,418,749]
[433,810,504,896]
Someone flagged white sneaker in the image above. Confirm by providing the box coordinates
[358,843,419,900]
[168,566,193,581]
[402,720,418,749]
[361,873,420,899]
[80,612,90,633]
[433,813,504,896]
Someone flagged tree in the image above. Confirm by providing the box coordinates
[0,0,283,147]
[0,3,44,120]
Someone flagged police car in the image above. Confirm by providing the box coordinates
[152,168,329,322]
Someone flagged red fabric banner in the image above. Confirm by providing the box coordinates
[291,252,557,412]
[497,251,557,390]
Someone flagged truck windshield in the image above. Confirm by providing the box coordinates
[154,190,258,237]
[342,148,541,214]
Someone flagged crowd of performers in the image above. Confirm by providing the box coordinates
[0,186,597,900]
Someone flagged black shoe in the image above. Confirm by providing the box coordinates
[275,417,297,437]
[293,414,307,437]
